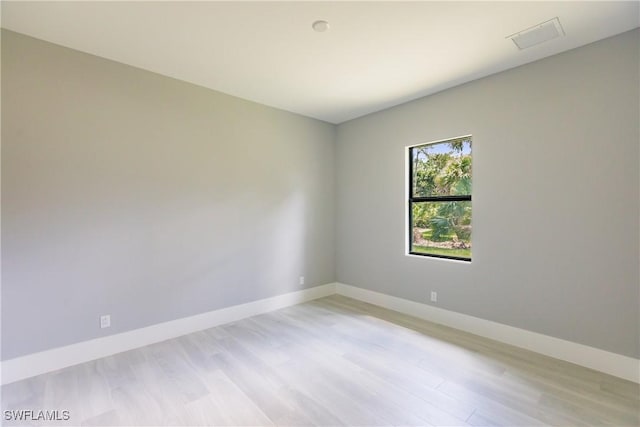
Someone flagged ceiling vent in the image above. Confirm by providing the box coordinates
[508,17,565,50]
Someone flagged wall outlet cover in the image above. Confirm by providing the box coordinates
[100,315,111,329]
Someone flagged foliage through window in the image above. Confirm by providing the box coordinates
[409,136,472,260]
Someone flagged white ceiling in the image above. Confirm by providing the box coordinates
[2,1,639,124]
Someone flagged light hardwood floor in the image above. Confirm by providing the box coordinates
[2,295,639,426]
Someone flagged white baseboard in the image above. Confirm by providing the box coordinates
[1,283,337,385]
[335,282,639,383]
[3,281,638,385]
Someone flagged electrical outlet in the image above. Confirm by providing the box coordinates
[430,291,438,303]
[299,276,305,285]
[100,315,111,329]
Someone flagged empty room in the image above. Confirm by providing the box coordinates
[1,1,639,426]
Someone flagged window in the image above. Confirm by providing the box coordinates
[408,136,472,261]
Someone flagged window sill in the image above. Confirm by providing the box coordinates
[405,252,472,263]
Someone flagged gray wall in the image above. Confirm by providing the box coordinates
[1,30,335,360]
[336,29,640,358]
[3,27,639,362]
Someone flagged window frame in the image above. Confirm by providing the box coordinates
[407,136,472,262]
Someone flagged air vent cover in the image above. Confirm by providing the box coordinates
[508,17,565,50]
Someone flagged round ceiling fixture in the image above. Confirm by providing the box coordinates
[312,20,330,32]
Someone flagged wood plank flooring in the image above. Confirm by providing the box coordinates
[2,295,639,426]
